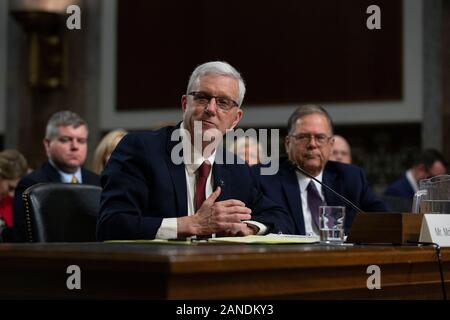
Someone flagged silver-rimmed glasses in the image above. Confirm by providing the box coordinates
[188,91,239,111]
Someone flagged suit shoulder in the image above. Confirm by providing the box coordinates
[325,161,368,184]
[326,161,364,174]
[120,126,176,145]
[388,174,408,186]
[384,175,409,192]
[16,174,35,189]
[82,168,98,176]
[81,168,101,185]
[251,158,290,182]
[18,167,49,185]
[14,171,46,195]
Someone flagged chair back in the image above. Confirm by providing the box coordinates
[23,183,101,242]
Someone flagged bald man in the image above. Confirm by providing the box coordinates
[330,135,352,164]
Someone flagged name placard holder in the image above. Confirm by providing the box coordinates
[346,213,423,244]
[419,214,450,247]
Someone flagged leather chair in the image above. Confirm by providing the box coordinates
[22,183,101,242]
[0,225,13,242]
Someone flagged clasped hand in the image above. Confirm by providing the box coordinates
[192,187,256,236]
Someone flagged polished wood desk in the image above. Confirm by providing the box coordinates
[0,242,449,299]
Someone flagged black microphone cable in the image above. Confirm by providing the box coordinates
[407,240,447,300]
[292,162,365,214]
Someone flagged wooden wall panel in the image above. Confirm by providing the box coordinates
[116,0,402,110]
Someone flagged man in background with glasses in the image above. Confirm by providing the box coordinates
[97,61,293,240]
[253,105,388,236]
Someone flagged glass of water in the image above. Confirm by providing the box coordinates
[419,200,450,214]
[319,206,346,244]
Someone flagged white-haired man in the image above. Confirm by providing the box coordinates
[97,61,293,240]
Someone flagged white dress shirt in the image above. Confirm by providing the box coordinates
[295,170,326,236]
[49,160,82,183]
[405,169,419,193]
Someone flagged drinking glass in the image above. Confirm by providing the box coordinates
[319,206,346,244]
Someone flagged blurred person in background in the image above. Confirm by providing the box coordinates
[13,110,100,242]
[92,129,128,174]
[329,135,352,164]
[384,148,448,200]
[0,150,28,241]
[227,135,263,166]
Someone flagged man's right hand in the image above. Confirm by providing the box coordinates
[177,187,252,236]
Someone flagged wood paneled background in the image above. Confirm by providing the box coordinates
[116,0,402,110]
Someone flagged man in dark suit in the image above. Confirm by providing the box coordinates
[253,105,388,235]
[384,148,447,199]
[13,111,100,242]
[97,61,293,240]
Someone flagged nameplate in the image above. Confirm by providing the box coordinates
[419,214,450,247]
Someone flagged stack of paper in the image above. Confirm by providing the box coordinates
[208,234,319,244]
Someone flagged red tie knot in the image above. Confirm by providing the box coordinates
[198,161,211,178]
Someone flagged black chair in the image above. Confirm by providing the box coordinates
[22,183,101,242]
[0,225,13,242]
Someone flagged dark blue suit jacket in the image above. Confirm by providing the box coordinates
[253,158,388,235]
[384,174,415,199]
[12,161,100,242]
[97,126,294,240]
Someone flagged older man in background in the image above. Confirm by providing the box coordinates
[253,105,388,236]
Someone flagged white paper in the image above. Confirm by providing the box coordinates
[419,214,450,247]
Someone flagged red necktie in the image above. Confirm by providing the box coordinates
[195,161,211,211]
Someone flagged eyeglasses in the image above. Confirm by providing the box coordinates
[188,91,239,111]
[289,133,332,146]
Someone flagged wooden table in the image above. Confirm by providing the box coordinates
[0,242,448,299]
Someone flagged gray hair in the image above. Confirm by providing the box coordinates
[186,61,246,107]
[45,110,88,139]
[287,104,334,135]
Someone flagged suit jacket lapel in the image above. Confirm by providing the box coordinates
[212,161,230,201]
[280,163,305,234]
[80,168,92,184]
[43,161,63,182]
[165,125,187,217]
[322,164,343,207]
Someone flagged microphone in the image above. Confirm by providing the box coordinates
[218,179,225,188]
[292,162,364,214]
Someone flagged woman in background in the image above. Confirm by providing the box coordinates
[0,149,28,229]
[92,129,127,174]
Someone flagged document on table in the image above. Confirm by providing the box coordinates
[208,234,320,244]
[105,234,319,245]
[105,239,194,245]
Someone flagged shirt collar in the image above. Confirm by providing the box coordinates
[49,159,82,183]
[180,122,216,175]
[296,169,324,193]
[406,169,419,192]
